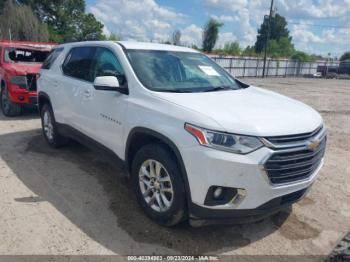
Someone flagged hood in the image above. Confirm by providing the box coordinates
[153,86,323,137]
[3,63,42,75]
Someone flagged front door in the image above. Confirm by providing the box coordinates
[79,46,128,158]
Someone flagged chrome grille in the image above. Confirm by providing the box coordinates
[264,137,326,184]
[262,125,324,148]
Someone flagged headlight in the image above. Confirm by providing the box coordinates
[10,76,27,89]
[185,123,263,154]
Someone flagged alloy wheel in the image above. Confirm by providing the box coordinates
[43,110,54,140]
[138,159,174,212]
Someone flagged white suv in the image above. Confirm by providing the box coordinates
[38,41,326,226]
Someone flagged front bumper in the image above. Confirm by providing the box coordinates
[189,186,310,226]
[180,145,323,221]
[8,83,37,105]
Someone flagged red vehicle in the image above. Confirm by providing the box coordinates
[0,41,56,116]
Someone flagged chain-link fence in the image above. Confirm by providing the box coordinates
[211,56,339,78]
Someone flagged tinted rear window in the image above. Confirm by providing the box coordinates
[42,48,64,69]
[62,47,97,82]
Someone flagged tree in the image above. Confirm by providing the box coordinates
[225,42,241,55]
[242,45,258,57]
[78,13,104,41]
[18,0,104,43]
[191,44,199,50]
[202,18,223,53]
[106,33,122,41]
[265,36,294,58]
[255,13,291,53]
[215,41,241,56]
[172,30,181,46]
[277,36,294,57]
[267,39,279,58]
[340,52,350,61]
[291,51,312,62]
[0,0,48,41]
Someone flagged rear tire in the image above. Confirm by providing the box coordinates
[40,103,69,148]
[0,87,22,117]
[131,143,187,226]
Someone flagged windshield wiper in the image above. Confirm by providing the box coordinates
[202,86,232,92]
[158,89,194,93]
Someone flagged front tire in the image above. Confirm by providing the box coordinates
[40,104,69,148]
[1,87,21,117]
[131,143,187,226]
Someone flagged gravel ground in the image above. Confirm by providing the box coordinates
[0,78,349,259]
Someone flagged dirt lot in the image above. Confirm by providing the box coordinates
[0,78,349,258]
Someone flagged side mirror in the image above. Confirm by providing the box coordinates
[93,76,128,94]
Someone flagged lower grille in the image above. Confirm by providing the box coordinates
[265,137,326,184]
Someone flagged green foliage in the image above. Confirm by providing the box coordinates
[18,0,105,43]
[267,39,279,58]
[78,13,104,41]
[290,51,316,62]
[202,18,223,53]
[242,45,258,57]
[340,52,350,61]
[0,0,48,41]
[255,13,292,54]
[266,36,295,58]
[191,44,200,50]
[106,33,122,41]
[215,42,241,56]
[277,37,295,57]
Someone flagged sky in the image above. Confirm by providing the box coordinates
[86,0,350,57]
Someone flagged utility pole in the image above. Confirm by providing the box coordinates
[262,0,274,78]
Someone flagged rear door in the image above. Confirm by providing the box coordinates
[60,46,97,130]
[39,47,64,119]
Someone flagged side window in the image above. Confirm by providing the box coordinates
[62,47,96,82]
[42,48,64,70]
[92,47,126,85]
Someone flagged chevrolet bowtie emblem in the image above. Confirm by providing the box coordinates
[308,139,320,151]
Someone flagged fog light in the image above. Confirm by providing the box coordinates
[18,96,24,101]
[205,186,241,206]
[213,187,223,199]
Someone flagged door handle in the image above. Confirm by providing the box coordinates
[83,90,91,98]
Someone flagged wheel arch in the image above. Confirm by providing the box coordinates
[38,91,52,113]
[125,127,192,202]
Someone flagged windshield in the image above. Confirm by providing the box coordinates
[4,48,50,64]
[126,50,242,92]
